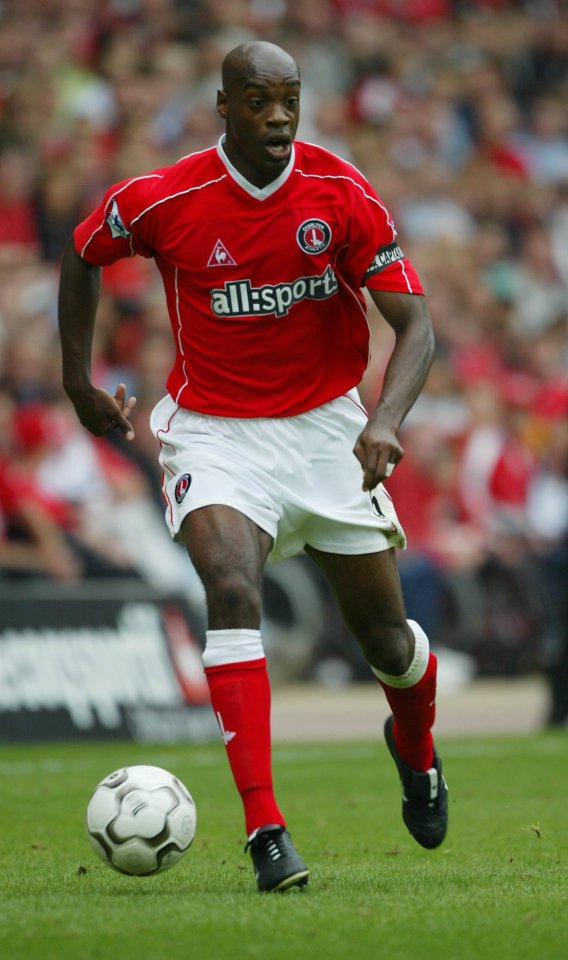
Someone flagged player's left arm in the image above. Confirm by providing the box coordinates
[354,290,435,491]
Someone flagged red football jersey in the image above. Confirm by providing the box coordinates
[74,139,424,417]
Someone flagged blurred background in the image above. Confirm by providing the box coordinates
[0,0,567,741]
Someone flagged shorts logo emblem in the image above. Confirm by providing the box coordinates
[296,219,332,255]
[371,493,386,519]
[175,473,192,503]
[370,494,396,533]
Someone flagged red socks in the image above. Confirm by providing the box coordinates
[203,621,437,839]
[204,653,285,836]
[379,651,437,771]
[372,620,437,772]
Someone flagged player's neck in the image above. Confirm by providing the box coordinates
[220,137,292,189]
[217,136,295,200]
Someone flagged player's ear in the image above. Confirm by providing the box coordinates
[216,90,229,120]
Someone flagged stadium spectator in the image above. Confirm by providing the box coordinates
[0,143,40,263]
[0,389,81,581]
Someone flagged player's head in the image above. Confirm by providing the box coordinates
[217,42,301,188]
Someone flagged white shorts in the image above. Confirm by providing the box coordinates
[149,390,406,563]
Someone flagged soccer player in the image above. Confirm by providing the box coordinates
[58,41,448,892]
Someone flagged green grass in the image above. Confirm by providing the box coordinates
[0,733,567,960]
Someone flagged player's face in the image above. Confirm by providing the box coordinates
[217,64,300,188]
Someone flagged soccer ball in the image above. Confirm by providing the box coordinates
[85,765,197,876]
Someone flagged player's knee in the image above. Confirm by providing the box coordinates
[203,566,262,625]
[357,623,413,676]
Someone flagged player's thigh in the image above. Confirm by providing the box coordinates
[306,545,407,636]
[181,504,273,592]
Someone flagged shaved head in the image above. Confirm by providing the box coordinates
[221,42,300,92]
[217,41,301,188]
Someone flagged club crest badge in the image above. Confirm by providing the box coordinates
[175,473,192,504]
[296,219,332,255]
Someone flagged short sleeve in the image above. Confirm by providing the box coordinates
[73,176,159,266]
[339,172,423,295]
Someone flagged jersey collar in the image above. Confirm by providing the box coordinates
[217,135,295,200]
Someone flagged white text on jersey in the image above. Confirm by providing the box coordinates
[210,265,339,319]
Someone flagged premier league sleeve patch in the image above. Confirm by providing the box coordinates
[363,241,405,281]
[106,199,131,240]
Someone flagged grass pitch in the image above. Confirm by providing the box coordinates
[0,732,566,960]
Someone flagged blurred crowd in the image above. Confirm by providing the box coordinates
[0,0,567,716]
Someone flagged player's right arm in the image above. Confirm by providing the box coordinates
[58,238,136,440]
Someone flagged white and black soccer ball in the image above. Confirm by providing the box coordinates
[86,765,197,876]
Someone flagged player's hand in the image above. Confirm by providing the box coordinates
[353,420,403,491]
[70,382,137,441]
